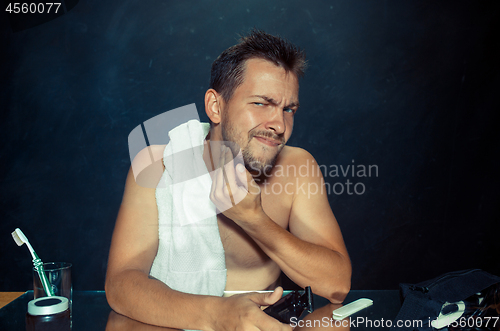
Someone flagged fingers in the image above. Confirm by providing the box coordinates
[251,296,292,331]
[252,308,293,331]
[221,146,248,204]
[210,144,249,213]
[267,286,284,305]
[223,291,292,331]
[226,147,247,187]
[258,318,293,331]
[255,299,292,331]
[249,287,284,307]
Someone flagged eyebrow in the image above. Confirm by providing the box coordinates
[250,95,300,109]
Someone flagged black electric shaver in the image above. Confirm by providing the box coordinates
[264,286,314,323]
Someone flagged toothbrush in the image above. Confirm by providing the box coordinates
[11,228,54,296]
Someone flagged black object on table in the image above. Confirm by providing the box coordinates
[0,290,401,330]
[264,286,314,323]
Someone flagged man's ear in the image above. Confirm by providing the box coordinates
[205,89,223,124]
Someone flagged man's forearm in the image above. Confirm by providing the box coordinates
[238,212,351,303]
[105,269,218,330]
[106,269,292,330]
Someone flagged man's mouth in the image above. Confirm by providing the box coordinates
[253,135,282,147]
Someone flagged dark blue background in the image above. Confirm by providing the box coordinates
[1,0,499,291]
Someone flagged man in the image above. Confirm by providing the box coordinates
[105,30,351,330]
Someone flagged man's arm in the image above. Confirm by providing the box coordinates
[105,166,292,330]
[105,167,213,329]
[212,147,351,303]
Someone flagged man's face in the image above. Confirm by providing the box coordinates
[220,58,299,175]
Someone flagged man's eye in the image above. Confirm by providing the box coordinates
[253,102,264,106]
[284,108,295,114]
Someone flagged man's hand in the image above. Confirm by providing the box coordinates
[210,145,263,223]
[209,287,292,331]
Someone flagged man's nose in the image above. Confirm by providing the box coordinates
[265,107,285,135]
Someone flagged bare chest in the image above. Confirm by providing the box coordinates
[217,181,293,268]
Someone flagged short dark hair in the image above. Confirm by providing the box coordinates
[209,29,307,103]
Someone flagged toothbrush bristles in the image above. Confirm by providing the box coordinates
[11,229,26,247]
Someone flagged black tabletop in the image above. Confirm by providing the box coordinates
[0,290,401,330]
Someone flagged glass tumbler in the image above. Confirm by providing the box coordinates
[33,262,72,311]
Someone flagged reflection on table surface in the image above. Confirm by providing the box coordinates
[0,290,400,330]
[106,302,348,330]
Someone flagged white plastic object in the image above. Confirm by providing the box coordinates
[223,290,293,297]
[332,298,373,320]
[27,296,69,316]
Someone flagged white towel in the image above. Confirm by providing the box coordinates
[150,120,227,296]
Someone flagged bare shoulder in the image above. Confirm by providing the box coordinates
[131,145,166,189]
[278,146,315,164]
[275,146,322,179]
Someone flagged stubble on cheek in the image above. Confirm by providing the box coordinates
[221,117,283,176]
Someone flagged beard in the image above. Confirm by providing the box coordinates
[221,115,285,177]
